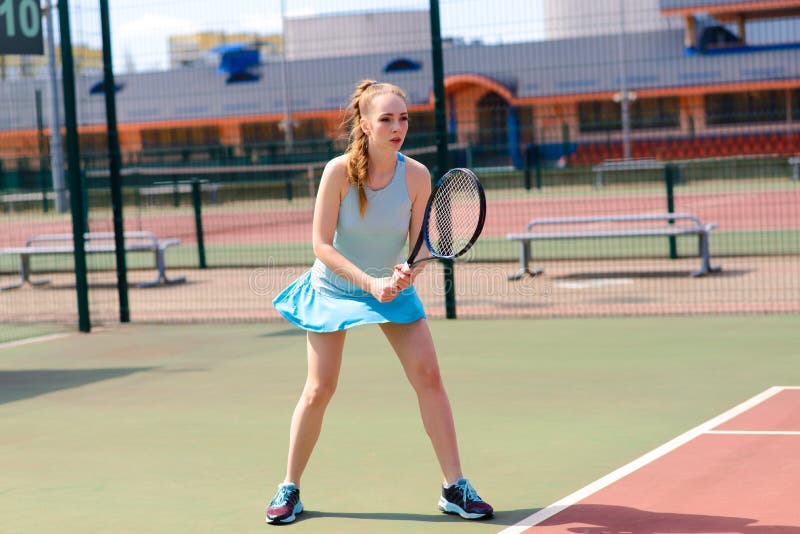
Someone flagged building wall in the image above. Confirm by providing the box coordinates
[2,12,799,167]
[284,10,431,61]
[450,86,488,145]
[543,0,680,40]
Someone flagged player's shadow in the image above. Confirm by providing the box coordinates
[298,504,800,530]
[260,328,305,337]
[0,367,155,405]
[553,269,750,280]
[289,507,540,526]
[539,504,800,533]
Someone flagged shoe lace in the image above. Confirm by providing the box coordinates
[271,485,294,506]
[458,479,481,504]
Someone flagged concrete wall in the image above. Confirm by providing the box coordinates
[544,0,680,40]
[285,10,431,61]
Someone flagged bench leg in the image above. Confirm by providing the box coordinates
[692,232,722,277]
[136,250,186,288]
[508,241,543,281]
[23,255,52,287]
[0,273,25,291]
[1,254,50,290]
[1,255,26,290]
[594,170,604,188]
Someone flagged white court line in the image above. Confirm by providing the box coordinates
[498,386,791,534]
[0,332,72,351]
[706,430,800,435]
[554,279,634,290]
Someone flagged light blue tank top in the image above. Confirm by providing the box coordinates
[311,153,411,297]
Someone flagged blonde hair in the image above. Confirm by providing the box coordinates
[345,80,408,217]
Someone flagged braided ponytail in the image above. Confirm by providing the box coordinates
[344,80,408,217]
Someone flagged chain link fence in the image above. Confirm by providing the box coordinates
[2,0,799,337]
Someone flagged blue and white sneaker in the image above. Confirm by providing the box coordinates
[266,483,303,524]
[438,478,493,519]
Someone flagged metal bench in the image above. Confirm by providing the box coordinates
[138,182,220,206]
[592,158,665,187]
[0,231,185,291]
[506,213,722,279]
[1,191,55,213]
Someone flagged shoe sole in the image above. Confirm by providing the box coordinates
[266,502,303,524]
[437,496,492,520]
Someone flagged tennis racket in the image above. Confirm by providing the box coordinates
[404,167,486,268]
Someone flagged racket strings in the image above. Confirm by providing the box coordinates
[426,170,483,257]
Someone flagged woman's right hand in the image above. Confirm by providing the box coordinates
[370,276,401,303]
[370,262,419,302]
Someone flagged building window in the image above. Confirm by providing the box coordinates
[89,80,124,95]
[140,126,221,161]
[578,100,621,133]
[706,90,786,125]
[579,97,679,132]
[517,105,535,145]
[293,120,327,142]
[241,122,282,145]
[477,92,509,148]
[631,97,680,129]
[384,58,421,73]
[405,111,435,148]
[141,126,220,149]
[78,132,108,156]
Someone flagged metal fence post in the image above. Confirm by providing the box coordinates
[100,0,130,323]
[665,164,677,260]
[191,179,207,269]
[429,0,456,319]
[58,0,90,332]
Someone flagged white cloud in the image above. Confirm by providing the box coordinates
[119,14,200,37]
[117,15,200,71]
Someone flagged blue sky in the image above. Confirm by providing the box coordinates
[62,0,544,72]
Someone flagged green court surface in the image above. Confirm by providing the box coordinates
[0,324,68,346]
[1,316,799,534]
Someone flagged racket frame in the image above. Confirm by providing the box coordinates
[406,167,486,267]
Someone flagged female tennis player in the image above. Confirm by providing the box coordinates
[267,80,493,524]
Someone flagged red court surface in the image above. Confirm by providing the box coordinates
[501,386,800,534]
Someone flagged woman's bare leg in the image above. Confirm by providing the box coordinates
[284,330,346,486]
[380,319,463,484]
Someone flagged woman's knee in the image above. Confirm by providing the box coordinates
[302,381,337,407]
[410,361,444,393]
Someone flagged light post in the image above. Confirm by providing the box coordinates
[616,0,632,160]
[43,0,68,211]
[280,0,294,151]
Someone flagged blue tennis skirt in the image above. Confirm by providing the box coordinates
[272,271,426,332]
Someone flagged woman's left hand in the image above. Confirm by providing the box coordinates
[408,262,427,283]
[391,262,426,290]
